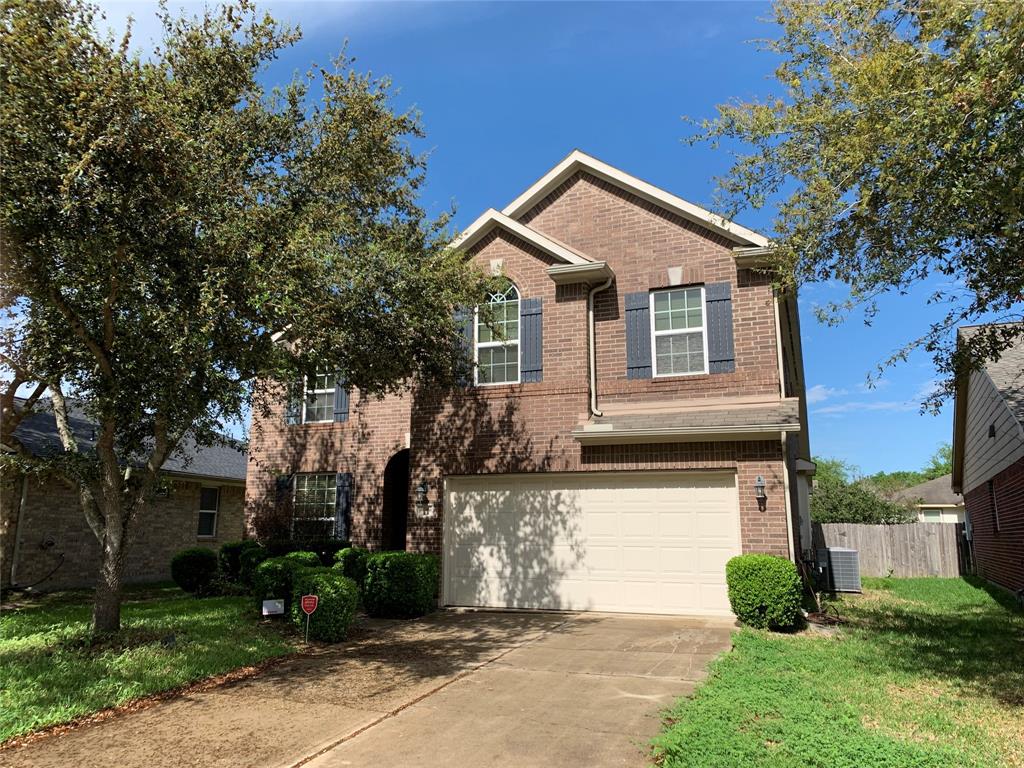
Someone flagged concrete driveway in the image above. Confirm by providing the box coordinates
[2,611,733,768]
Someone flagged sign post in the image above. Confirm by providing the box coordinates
[300,594,319,643]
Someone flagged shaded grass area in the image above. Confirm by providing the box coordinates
[653,577,1024,768]
[0,586,297,742]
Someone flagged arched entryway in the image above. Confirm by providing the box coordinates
[381,449,410,551]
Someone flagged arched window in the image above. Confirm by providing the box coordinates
[475,281,520,384]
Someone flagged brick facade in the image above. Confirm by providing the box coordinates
[8,474,245,590]
[965,457,1024,593]
[247,166,800,574]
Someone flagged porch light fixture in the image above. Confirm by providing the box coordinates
[414,482,435,519]
[754,475,767,512]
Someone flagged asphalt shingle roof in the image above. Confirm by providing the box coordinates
[892,474,962,506]
[10,398,247,482]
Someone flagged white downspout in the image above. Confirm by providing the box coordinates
[588,277,614,417]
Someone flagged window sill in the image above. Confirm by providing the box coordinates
[197,535,217,541]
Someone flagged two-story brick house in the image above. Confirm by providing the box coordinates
[246,150,813,617]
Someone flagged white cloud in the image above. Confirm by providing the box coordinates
[813,400,917,416]
[806,384,848,404]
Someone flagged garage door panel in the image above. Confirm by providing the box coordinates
[445,472,741,616]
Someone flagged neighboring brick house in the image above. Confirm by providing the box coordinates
[246,150,813,617]
[952,324,1024,596]
[3,399,247,591]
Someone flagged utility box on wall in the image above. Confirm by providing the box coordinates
[816,547,862,592]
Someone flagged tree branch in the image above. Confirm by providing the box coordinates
[48,286,114,380]
[49,385,80,454]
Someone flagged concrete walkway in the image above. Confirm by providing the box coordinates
[1,611,733,768]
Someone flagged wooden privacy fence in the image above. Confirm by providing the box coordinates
[811,522,969,578]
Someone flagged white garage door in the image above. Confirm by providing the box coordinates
[444,472,741,616]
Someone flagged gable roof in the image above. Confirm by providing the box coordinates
[892,474,962,506]
[501,149,771,248]
[453,208,592,265]
[9,398,247,483]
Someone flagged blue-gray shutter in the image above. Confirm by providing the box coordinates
[285,381,301,425]
[333,374,349,422]
[454,308,474,385]
[275,474,293,504]
[520,297,543,383]
[335,472,352,541]
[705,282,736,373]
[624,292,653,379]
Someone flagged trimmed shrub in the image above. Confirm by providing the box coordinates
[333,547,370,589]
[264,538,352,566]
[253,555,308,613]
[218,540,262,582]
[725,554,802,630]
[290,567,359,642]
[170,547,218,595]
[362,552,440,619]
[239,545,270,587]
[283,550,320,568]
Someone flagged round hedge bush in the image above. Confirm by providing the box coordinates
[283,550,320,567]
[725,554,802,630]
[290,567,359,642]
[333,547,370,590]
[239,545,270,587]
[362,552,439,619]
[170,547,219,595]
[218,540,262,583]
[253,555,311,613]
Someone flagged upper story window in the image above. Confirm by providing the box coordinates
[301,369,335,423]
[475,282,520,385]
[650,286,707,376]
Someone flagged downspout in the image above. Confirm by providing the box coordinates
[588,277,614,417]
[9,474,28,587]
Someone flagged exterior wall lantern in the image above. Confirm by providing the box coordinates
[754,475,768,512]
[414,482,435,519]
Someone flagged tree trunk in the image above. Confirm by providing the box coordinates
[92,530,127,634]
[0,472,24,589]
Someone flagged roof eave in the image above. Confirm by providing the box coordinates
[546,261,615,286]
[572,422,799,446]
[501,150,771,249]
[453,209,590,265]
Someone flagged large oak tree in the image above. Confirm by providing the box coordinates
[691,0,1023,406]
[0,0,483,633]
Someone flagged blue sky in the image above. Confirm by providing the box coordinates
[98,0,956,475]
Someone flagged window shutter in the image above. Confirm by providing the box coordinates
[520,297,543,383]
[624,292,653,379]
[275,474,293,504]
[333,374,349,422]
[285,381,301,425]
[335,472,353,541]
[705,282,736,373]
[454,308,474,385]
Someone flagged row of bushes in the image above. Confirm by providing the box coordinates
[170,542,439,643]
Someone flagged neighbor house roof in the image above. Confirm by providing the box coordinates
[892,474,963,507]
[572,398,800,445]
[951,323,1024,491]
[9,398,247,483]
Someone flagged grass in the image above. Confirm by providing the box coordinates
[652,577,1024,768]
[0,584,297,742]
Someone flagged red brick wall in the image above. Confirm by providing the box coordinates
[966,457,1024,593]
[246,168,793,562]
[244,385,411,548]
[11,474,244,590]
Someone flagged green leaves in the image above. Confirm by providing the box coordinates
[691,0,1024,405]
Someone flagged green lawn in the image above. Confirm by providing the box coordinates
[653,577,1024,768]
[0,584,297,742]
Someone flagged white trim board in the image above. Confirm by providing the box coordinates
[454,208,591,265]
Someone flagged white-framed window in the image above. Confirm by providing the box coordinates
[197,487,219,537]
[293,473,337,539]
[475,282,520,385]
[301,370,335,423]
[650,286,708,376]
[920,508,942,523]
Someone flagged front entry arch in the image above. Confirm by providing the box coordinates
[381,449,410,551]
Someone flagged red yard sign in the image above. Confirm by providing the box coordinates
[300,594,319,615]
